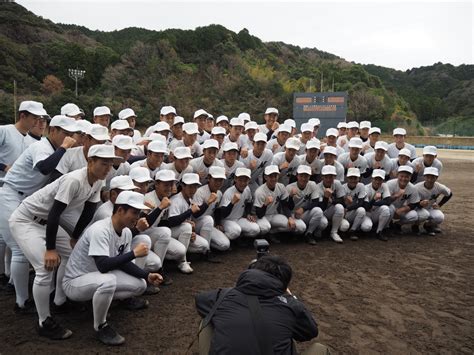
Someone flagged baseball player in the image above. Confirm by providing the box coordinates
[337,121,347,137]
[337,121,359,151]
[63,191,162,345]
[240,132,273,193]
[210,126,227,154]
[222,117,245,151]
[365,169,392,241]
[253,165,303,243]
[193,109,211,144]
[92,106,112,127]
[110,119,133,139]
[168,122,202,159]
[160,146,193,191]
[71,119,92,147]
[296,123,314,155]
[241,121,258,151]
[129,166,153,195]
[267,124,292,153]
[103,135,135,190]
[28,115,48,141]
[412,146,443,183]
[389,148,415,179]
[118,108,142,143]
[216,167,260,241]
[299,139,323,182]
[308,118,321,138]
[205,113,215,134]
[359,121,371,142]
[192,166,231,252]
[220,142,244,192]
[160,106,178,128]
[189,139,224,185]
[271,137,301,185]
[170,116,185,142]
[8,144,118,340]
[167,173,210,274]
[337,137,368,179]
[414,167,452,235]
[0,116,77,313]
[321,146,345,182]
[258,107,279,138]
[316,165,349,243]
[283,119,297,137]
[362,141,392,184]
[61,103,84,120]
[361,127,381,155]
[130,140,168,179]
[342,168,372,241]
[387,128,417,160]
[286,165,325,245]
[387,165,429,235]
[319,128,345,158]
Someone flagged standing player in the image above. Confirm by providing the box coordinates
[267,124,291,153]
[168,122,202,159]
[118,108,142,143]
[240,132,273,193]
[189,139,224,185]
[321,146,345,182]
[220,142,244,192]
[387,128,417,160]
[299,139,323,182]
[271,137,300,185]
[362,141,392,184]
[92,106,112,127]
[412,146,443,183]
[258,107,279,138]
[337,137,368,179]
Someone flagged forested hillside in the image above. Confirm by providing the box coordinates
[1,2,472,135]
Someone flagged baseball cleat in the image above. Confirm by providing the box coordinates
[14,299,36,315]
[178,261,193,274]
[123,297,149,311]
[143,284,160,295]
[330,233,343,243]
[96,323,125,346]
[37,317,73,340]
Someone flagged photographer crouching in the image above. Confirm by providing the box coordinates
[195,249,330,354]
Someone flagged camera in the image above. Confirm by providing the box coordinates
[254,239,270,259]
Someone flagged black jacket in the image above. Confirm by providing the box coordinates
[195,269,318,355]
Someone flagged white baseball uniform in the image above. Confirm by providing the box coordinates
[286,181,324,235]
[411,157,443,183]
[271,152,300,185]
[387,143,417,160]
[414,181,451,228]
[365,182,392,233]
[240,148,273,193]
[342,182,372,232]
[387,179,428,225]
[316,180,349,234]
[189,157,224,185]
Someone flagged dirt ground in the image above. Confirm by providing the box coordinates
[0,158,473,354]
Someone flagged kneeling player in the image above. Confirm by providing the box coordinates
[62,191,162,345]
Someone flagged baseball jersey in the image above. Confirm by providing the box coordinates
[197,130,211,144]
[144,191,169,226]
[315,180,346,204]
[240,149,273,186]
[91,200,113,224]
[130,158,163,178]
[414,181,451,208]
[105,162,131,190]
[386,179,420,208]
[254,183,289,216]
[223,135,245,150]
[258,124,270,135]
[299,154,323,176]
[389,159,415,177]
[2,138,56,196]
[168,192,192,218]
[337,152,368,175]
[321,160,345,182]
[271,152,300,185]
[219,185,253,220]
[362,141,376,155]
[364,152,393,173]
[267,138,286,153]
[220,159,244,192]
[240,135,254,150]
[387,143,417,160]
[411,157,443,183]
[192,184,222,218]
[365,182,391,202]
[169,139,203,158]
[342,182,368,201]
[132,129,142,143]
[160,162,193,181]
[189,157,224,184]
[56,146,87,174]
[0,124,35,180]
[286,181,320,210]
[64,218,132,281]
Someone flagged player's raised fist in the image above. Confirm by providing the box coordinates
[250,159,257,170]
[207,192,218,205]
[290,187,298,197]
[240,148,248,158]
[191,203,200,213]
[374,192,382,201]
[265,196,273,205]
[159,197,171,209]
[324,188,333,198]
[271,122,280,131]
[61,136,76,149]
[133,242,149,257]
[232,192,241,204]
[280,161,289,170]
[136,217,149,232]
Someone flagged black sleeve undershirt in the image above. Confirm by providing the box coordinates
[72,201,97,239]
[167,209,193,227]
[35,147,67,175]
[46,200,68,250]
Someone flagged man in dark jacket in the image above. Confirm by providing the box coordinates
[195,255,329,355]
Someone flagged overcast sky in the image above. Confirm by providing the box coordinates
[17,0,473,70]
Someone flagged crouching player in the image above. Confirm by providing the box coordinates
[365,169,392,241]
[414,167,452,236]
[63,191,162,345]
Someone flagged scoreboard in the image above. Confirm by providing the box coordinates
[293,92,348,137]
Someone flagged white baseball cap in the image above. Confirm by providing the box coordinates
[372,169,386,179]
[337,122,347,129]
[223,142,239,152]
[93,106,111,116]
[87,144,121,159]
[398,148,411,157]
[202,139,219,150]
[129,167,152,183]
[301,123,313,133]
[424,167,439,176]
[297,165,312,175]
[277,124,292,134]
[153,121,171,132]
[265,107,279,115]
[393,128,407,136]
[398,165,413,174]
[112,135,136,150]
[115,191,150,210]
[209,166,226,179]
[111,120,131,131]
[207,114,214,120]
[148,140,168,154]
[308,118,321,127]
[348,137,364,149]
[193,109,208,119]
[216,115,229,123]
[149,133,167,143]
[19,100,48,117]
[173,146,193,159]
[235,167,251,178]
[118,108,136,120]
[182,173,201,185]
[321,165,337,176]
[61,103,83,117]
[230,117,245,127]
[423,145,437,156]
[326,128,339,137]
[285,137,300,150]
[245,121,258,131]
[211,126,226,135]
[374,141,388,151]
[284,119,296,128]
[160,106,177,116]
[173,116,185,126]
[155,169,176,182]
[347,121,359,129]
[49,115,79,133]
[306,139,321,150]
[87,124,110,141]
[360,121,371,129]
[323,146,338,156]
[347,167,361,177]
[238,112,251,122]
[253,132,267,143]
[264,165,279,175]
[110,175,138,190]
[183,122,199,135]
[369,127,381,135]
[75,119,92,134]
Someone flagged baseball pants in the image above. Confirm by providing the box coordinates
[390,205,429,225]
[257,214,306,235]
[63,270,146,330]
[195,215,230,251]
[301,207,325,234]
[132,234,162,271]
[143,226,172,268]
[9,206,71,325]
[323,204,349,233]
[221,218,261,239]
[421,208,445,227]
[367,205,391,233]
[170,223,209,262]
[345,207,372,232]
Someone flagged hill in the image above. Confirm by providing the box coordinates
[0,2,472,135]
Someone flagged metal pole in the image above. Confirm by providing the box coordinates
[320,72,324,92]
[75,77,78,97]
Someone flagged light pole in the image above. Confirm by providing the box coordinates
[68,68,86,97]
